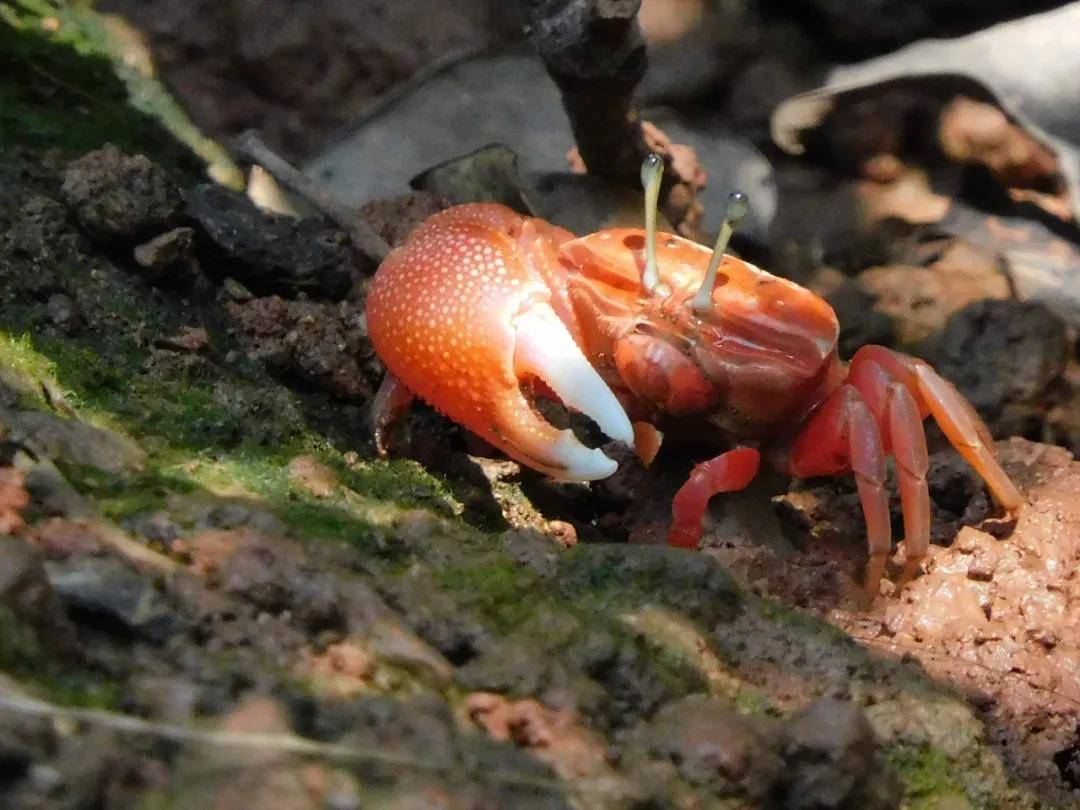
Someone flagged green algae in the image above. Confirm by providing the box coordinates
[1,0,240,183]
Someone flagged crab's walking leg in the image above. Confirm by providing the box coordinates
[913,363,1023,509]
[849,358,930,590]
[884,382,931,589]
[371,373,415,457]
[788,385,891,600]
[669,447,760,549]
[850,347,1022,511]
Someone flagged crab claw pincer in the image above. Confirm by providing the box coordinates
[366,204,633,481]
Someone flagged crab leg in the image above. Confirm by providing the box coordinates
[849,358,930,590]
[849,347,1022,511]
[788,384,891,599]
[669,447,761,549]
[883,382,931,589]
[371,373,415,457]
[912,363,1023,510]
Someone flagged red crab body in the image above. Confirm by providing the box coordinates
[366,203,1022,599]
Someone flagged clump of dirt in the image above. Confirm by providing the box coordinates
[227,295,382,404]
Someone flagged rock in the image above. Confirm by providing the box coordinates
[358,192,444,249]
[774,699,902,809]
[923,299,1068,429]
[32,519,104,560]
[179,529,300,614]
[60,145,182,241]
[19,458,94,519]
[45,556,185,643]
[0,409,145,476]
[157,326,211,353]
[227,296,380,402]
[0,537,77,654]
[858,241,1011,348]
[806,267,897,357]
[641,694,782,796]
[287,455,339,498]
[167,696,320,810]
[186,184,359,297]
[466,692,614,781]
[129,675,200,724]
[177,528,347,633]
[44,293,84,334]
[0,467,30,535]
[133,226,200,284]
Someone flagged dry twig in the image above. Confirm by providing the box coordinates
[232,131,391,262]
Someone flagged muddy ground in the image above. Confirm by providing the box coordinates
[4,1,1080,809]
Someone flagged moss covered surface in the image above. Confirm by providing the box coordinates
[1,0,240,183]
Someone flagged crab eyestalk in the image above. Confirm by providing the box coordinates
[692,191,750,314]
[640,153,665,294]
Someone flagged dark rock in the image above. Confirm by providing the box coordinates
[557,544,743,628]
[227,296,380,402]
[61,146,182,241]
[45,556,186,643]
[0,409,145,475]
[641,695,782,797]
[773,699,902,809]
[788,0,1061,57]
[44,293,83,334]
[922,299,1068,430]
[20,459,94,519]
[186,184,358,297]
[0,537,77,654]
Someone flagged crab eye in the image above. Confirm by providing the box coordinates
[692,191,749,314]
[639,153,664,294]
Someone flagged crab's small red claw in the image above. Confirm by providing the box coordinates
[366,204,634,481]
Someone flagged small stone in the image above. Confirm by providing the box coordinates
[61,145,181,241]
[287,456,339,498]
[133,227,199,283]
[45,293,83,334]
[776,699,902,809]
[0,537,77,653]
[46,556,185,643]
[158,326,211,353]
[33,519,103,560]
[222,277,255,302]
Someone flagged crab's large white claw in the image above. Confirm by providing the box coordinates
[513,303,633,480]
[366,203,632,483]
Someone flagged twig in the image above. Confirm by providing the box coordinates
[521,0,650,183]
[0,692,576,794]
[232,131,391,262]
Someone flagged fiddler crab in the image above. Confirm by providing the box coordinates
[366,154,1022,601]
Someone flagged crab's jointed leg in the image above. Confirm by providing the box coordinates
[788,384,892,599]
[371,372,415,457]
[669,447,761,549]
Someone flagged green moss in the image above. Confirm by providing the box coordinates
[435,555,545,632]
[0,605,122,710]
[888,745,971,807]
[1,0,239,183]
